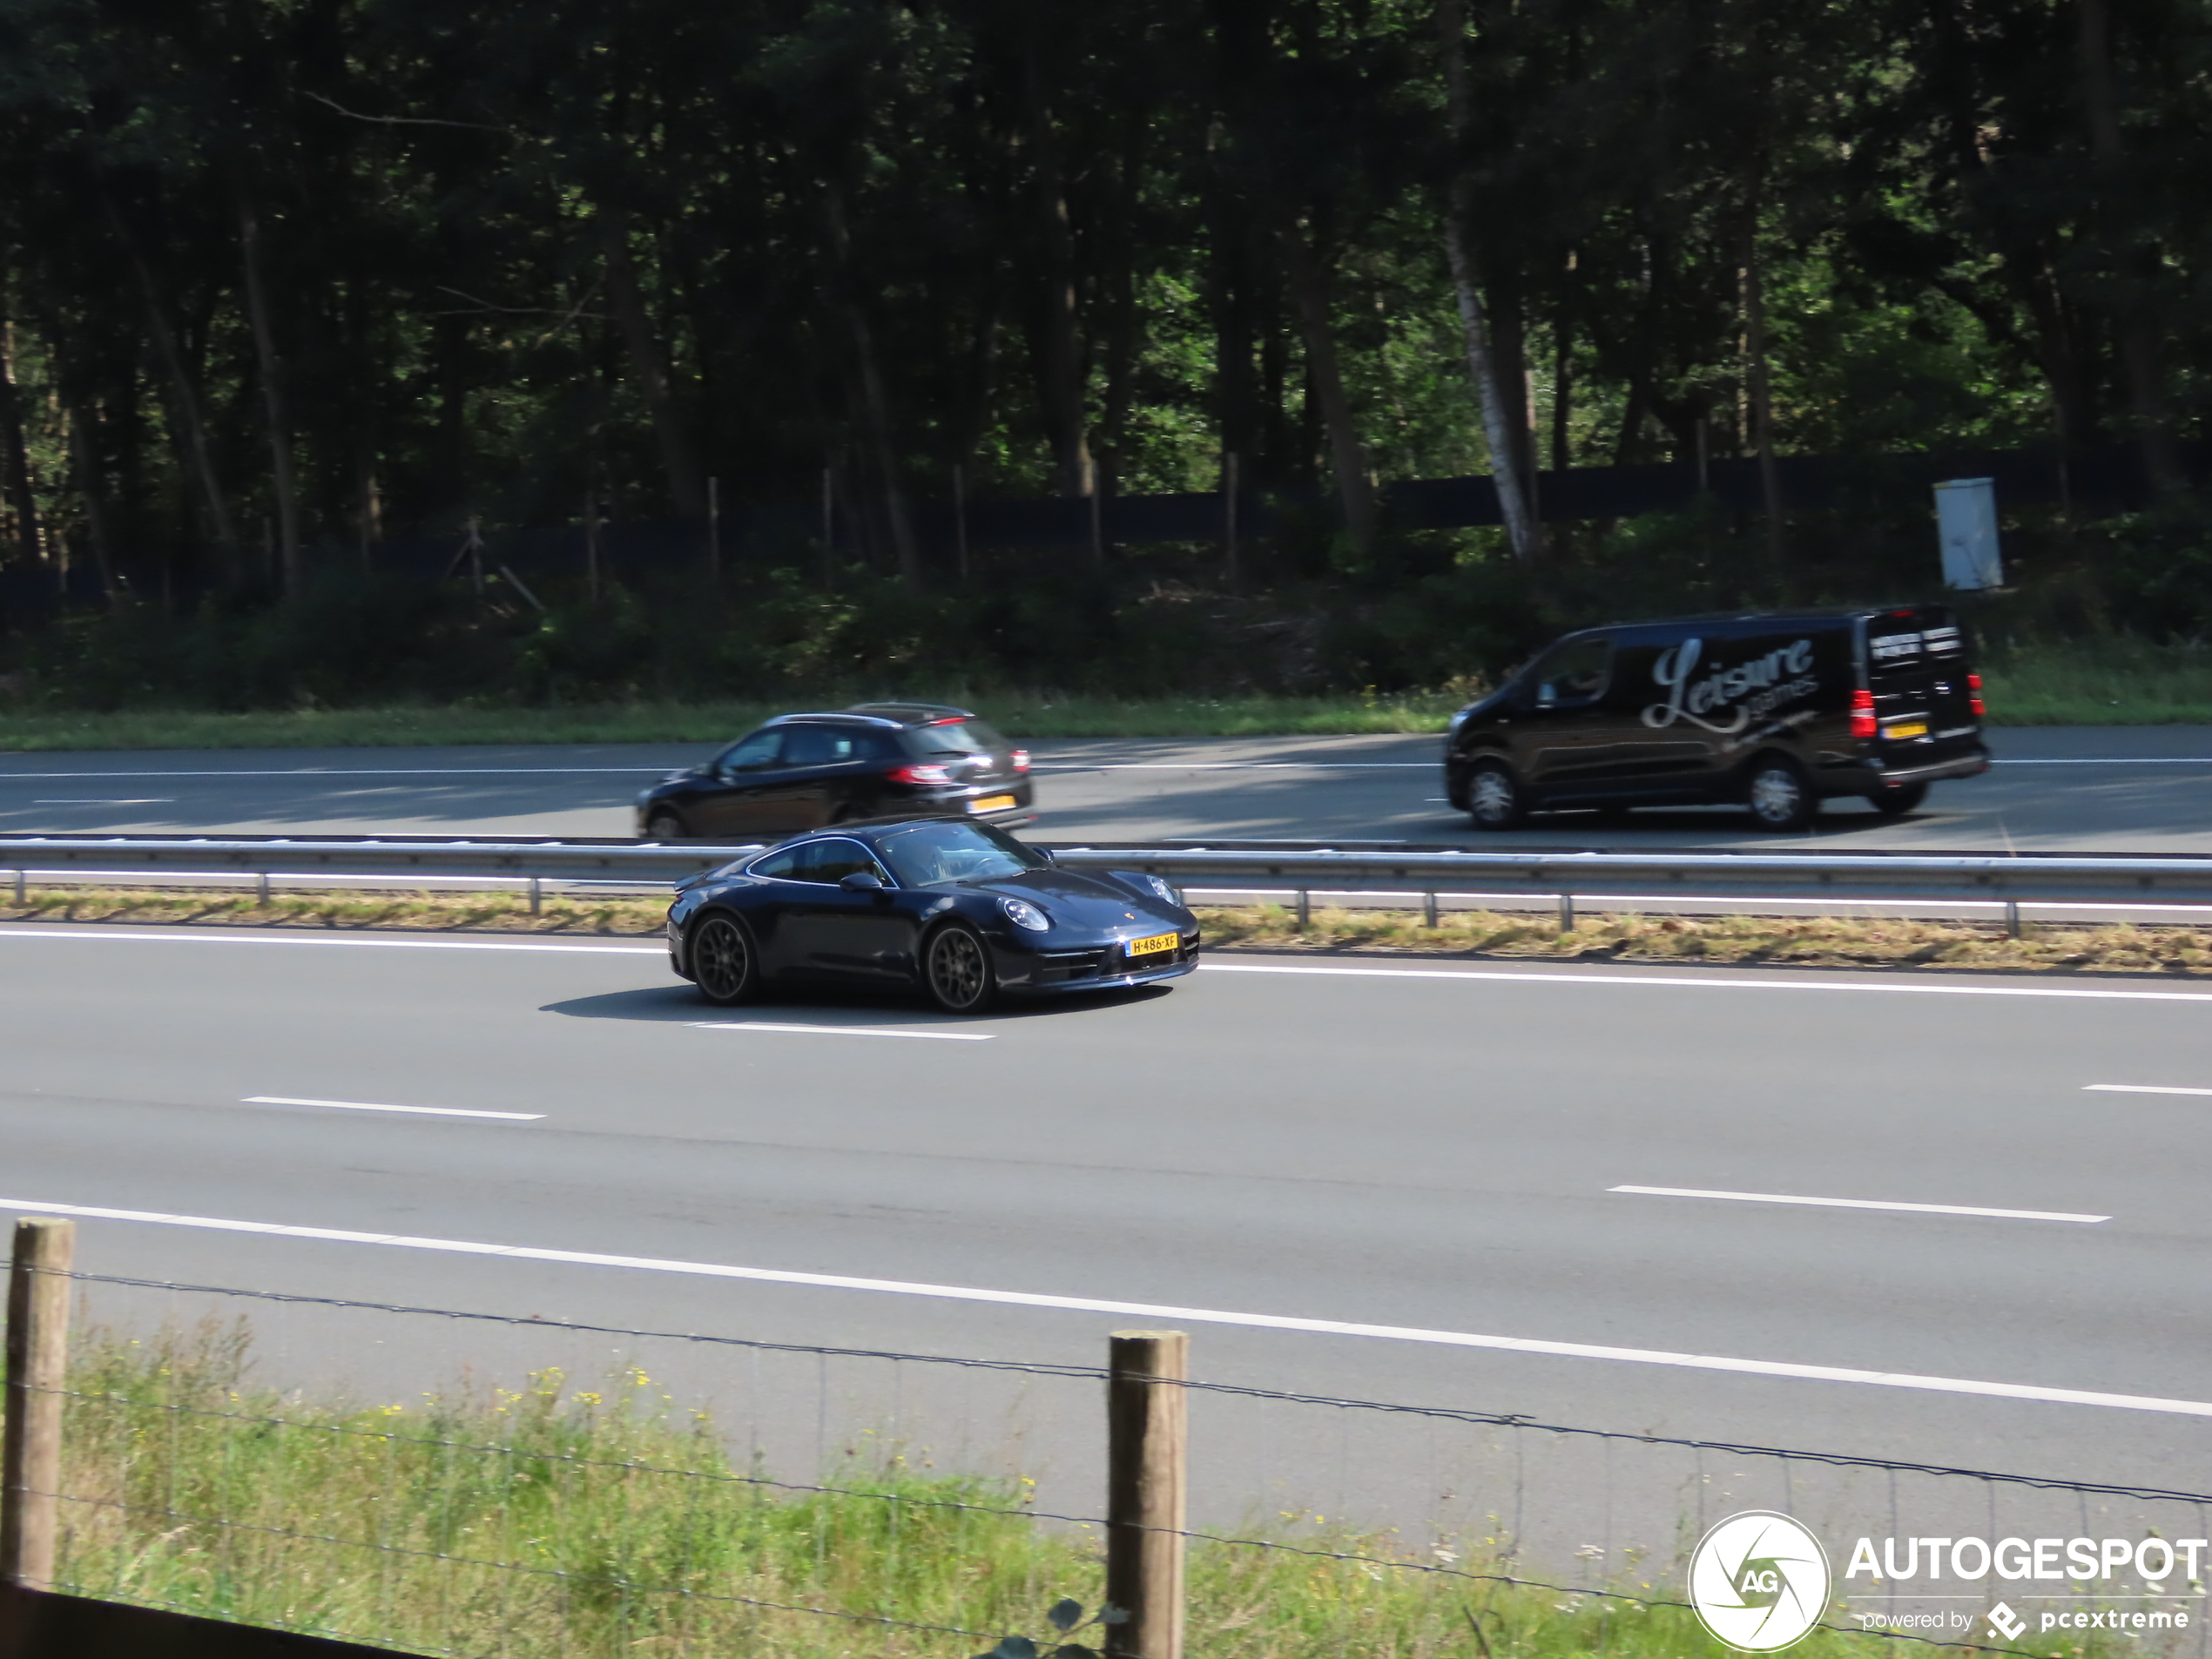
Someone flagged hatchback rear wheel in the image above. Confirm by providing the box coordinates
[923,922,995,1014]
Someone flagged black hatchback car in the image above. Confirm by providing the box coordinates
[666,817,1201,1012]
[636,704,1033,840]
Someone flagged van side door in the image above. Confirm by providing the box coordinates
[1510,634,1619,797]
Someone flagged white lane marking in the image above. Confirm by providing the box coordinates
[0,927,660,954]
[1037,762,1431,772]
[31,798,177,805]
[1202,960,2212,1002]
[0,1195,2201,1417]
[1610,1184,2107,1224]
[2001,759,2212,765]
[2086,1083,2212,1097]
[692,1022,993,1042]
[0,767,666,779]
[245,1096,543,1121]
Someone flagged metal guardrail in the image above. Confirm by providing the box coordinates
[6,833,2212,909]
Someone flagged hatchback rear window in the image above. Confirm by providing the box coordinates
[904,719,1007,758]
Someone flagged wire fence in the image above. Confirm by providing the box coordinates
[27,1265,2212,1659]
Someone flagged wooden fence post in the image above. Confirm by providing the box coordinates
[2,1217,75,1589]
[1105,1330,1186,1659]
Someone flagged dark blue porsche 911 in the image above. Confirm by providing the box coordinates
[665,817,1200,1012]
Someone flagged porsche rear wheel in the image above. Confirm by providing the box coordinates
[691,914,759,1006]
[923,922,995,1014]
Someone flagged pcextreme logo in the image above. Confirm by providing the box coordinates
[1689,1511,1832,1652]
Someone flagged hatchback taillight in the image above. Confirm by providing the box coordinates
[1850,689,1878,740]
[1968,672,1986,718]
[887,763,954,786]
[1012,750,1031,772]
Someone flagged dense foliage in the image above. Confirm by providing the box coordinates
[0,0,2206,704]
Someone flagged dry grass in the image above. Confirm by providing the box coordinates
[8,884,2212,978]
[1198,903,2212,976]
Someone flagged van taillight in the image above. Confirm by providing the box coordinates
[1012,749,1031,772]
[1968,673,1985,718]
[1850,689,1878,740]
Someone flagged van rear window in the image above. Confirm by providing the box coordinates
[1869,617,1964,673]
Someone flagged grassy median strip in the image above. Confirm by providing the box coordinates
[8,884,2212,976]
[57,1319,2035,1659]
[0,636,2208,752]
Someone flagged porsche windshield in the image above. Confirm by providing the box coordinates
[878,821,1046,887]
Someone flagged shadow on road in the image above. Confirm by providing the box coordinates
[541,983,1173,1025]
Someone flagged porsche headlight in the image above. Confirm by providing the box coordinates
[999,897,1051,932]
[1138,874,1181,906]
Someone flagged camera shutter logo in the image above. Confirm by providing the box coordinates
[1688,1511,1831,1651]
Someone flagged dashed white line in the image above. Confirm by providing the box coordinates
[691,1022,993,1042]
[245,1096,543,1121]
[0,1195,2199,1416]
[1609,1184,2108,1224]
[2086,1083,2212,1098]
[31,798,176,805]
[0,927,660,954]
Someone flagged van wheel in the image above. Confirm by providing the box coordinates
[1467,762,1527,831]
[1744,758,1818,832]
[1869,782,1928,818]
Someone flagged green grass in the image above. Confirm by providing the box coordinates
[56,1318,2071,1659]
[0,638,2205,752]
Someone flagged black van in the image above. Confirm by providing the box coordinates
[1443,606,1991,831]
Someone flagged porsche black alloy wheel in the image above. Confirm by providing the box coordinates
[924,922,995,1014]
[691,914,758,1005]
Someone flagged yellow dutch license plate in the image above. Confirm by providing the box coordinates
[1127,932,1178,957]
[968,793,1017,813]
[1886,722,1929,739]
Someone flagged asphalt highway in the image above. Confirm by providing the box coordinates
[6,726,2212,849]
[3,919,2208,1564]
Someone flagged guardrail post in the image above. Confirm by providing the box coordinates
[1558,893,1575,934]
[1293,890,1309,930]
[10,870,21,907]
[1105,1330,1186,1659]
[256,871,271,907]
[529,876,543,916]
[1422,892,1438,928]
[2006,900,2022,939]
[2,1217,75,1590]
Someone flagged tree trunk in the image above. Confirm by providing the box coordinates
[601,215,708,519]
[0,314,42,566]
[2075,0,2180,494]
[1740,214,1786,585]
[822,185,922,588]
[64,402,114,600]
[103,190,241,566]
[1273,216,1376,559]
[1436,0,1539,563]
[1024,30,1096,516]
[237,194,301,593]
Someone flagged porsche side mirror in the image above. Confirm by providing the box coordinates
[840,871,887,893]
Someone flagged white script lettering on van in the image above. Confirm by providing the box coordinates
[1642,637,1819,735]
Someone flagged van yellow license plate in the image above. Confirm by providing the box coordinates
[1886,722,1929,739]
[1127,932,1178,957]
[968,794,1017,813]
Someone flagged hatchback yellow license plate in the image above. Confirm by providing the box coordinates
[1127,932,1178,957]
[1886,721,1929,739]
[969,793,1017,813]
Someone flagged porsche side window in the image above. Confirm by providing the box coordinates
[747,846,806,880]
[718,731,783,773]
[803,839,889,885]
